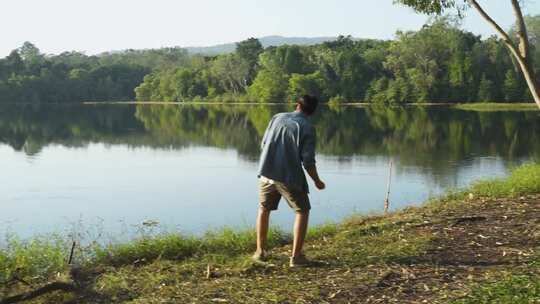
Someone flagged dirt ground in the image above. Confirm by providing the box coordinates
[239,195,540,303]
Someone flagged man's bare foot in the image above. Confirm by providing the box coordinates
[289,253,311,267]
[252,250,268,262]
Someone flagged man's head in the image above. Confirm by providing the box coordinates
[296,95,319,116]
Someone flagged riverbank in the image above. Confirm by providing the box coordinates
[453,102,539,112]
[3,100,537,111]
[82,100,539,113]
[2,164,540,303]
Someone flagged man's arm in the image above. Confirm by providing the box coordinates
[301,126,325,190]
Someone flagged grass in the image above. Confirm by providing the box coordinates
[0,235,70,283]
[2,163,540,302]
[453,102,538,112]
[94,227,291,267]
[0,220,342,283]
[469,164,540,197]
[440,163,540,201]
[92,221,433,302]
[453,275,540,304]
[314,221,433,266]
[452,250,540,303]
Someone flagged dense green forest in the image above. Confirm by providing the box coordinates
[0,44,190,103]
[136,17,540,104]
[1,17,539,104]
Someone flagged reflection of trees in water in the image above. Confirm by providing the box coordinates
[358,106,540,187]
[133,104,540,186]
[133,104,286,160]
[0,104,538,187]
[0,104,146,155]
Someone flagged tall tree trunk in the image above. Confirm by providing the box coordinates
[515,55,540,105]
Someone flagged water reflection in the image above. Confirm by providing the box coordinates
[1,104,538,187]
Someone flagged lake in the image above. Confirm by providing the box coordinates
[1,104,539,240]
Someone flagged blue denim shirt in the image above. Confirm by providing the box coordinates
[257,111,316,193]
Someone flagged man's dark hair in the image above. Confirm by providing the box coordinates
[297,95,319,115]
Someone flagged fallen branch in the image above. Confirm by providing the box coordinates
[0,282,78,304]
[0,239,84,304]
[376,271,401,288]
[451,216,487,226]
[1,276,32,289]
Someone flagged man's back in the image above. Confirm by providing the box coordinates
[257,111,316,192]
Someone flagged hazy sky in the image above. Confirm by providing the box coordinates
[2,0,540,57]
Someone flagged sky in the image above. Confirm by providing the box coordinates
[1,0,540,57]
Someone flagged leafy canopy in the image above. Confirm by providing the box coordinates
[394,0,466,15]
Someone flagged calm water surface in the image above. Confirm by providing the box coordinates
[1,104,539,239]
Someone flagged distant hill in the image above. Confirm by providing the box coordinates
[184,36,340,55]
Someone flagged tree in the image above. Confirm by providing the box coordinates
[477,74,495,102]
[395,0,540,108]
[18,41,42,63]
[211,54,250,93]
[503,69,523,101]
[135,73,162,101]
[313,36,372,101]
[4,50,24,76]
[288,71,326,100]
[377,18,479,103]
[523,15,540,81]
[248,68,289,102]
[258,45,310,74]
[235,38,264,86]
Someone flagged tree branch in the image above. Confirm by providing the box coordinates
[467,0,523,62]
[467,0,540,107]
[510,0,530,59]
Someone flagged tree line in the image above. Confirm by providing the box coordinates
[135,17,540,104]
[396,0,540,109]
[0,43,190,103]
[1,16,539,104]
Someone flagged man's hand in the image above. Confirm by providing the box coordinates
[306,165,325,190]
[315,179,326,190]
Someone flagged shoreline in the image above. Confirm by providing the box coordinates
[2,163,540,303]
[0,100,537,110]
[452,102,539,111]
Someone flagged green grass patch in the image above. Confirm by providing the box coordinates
[453,103,538,112]
[95,227,291,267]
[0,235,70,283]
[94,233,199,266]
[309,216,433,266]
[441,163,540,200]
[307,222,339,239]
[453,275,540,304]
[469,164,540,197]
[0,227,291,283]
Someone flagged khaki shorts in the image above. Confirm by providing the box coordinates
[259,179,311,212]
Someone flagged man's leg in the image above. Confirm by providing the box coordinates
[254,180,280,261]
[255,206,271,256]
[292,210,309,258]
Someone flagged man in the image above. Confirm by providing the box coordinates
[253,95,326,267]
